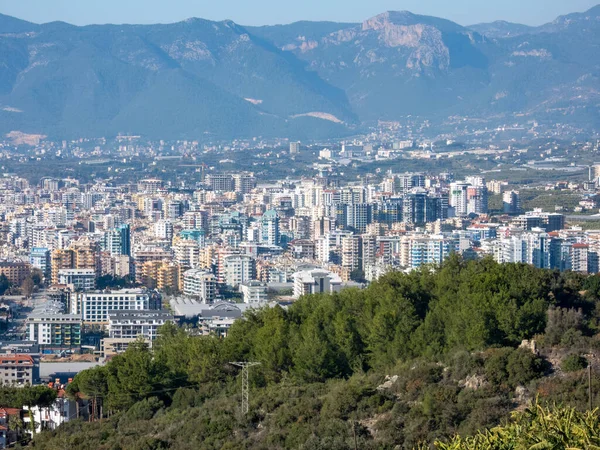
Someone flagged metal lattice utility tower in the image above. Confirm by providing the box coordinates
[231,362,261,414]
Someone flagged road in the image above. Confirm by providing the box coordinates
[1,290,50,340]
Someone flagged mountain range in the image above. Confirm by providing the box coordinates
[0,6,599,140]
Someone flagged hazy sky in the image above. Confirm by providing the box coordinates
[1,0,598,27]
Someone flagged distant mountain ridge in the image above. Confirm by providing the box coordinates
[467,21,535,38]
[0,13,39,33]
[469,5,600,36]
[0,5,598,139]
[0,15,356,139]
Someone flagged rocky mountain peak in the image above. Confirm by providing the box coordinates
[360,11,445,50]
[362,11,417,31]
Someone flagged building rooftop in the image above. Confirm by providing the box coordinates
[0,341,40,354]
[108,310,173,321]
[169,297,255,318]
[80,288,148,295]
[0,354,34,365]
[293,268,343,284]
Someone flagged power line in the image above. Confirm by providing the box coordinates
[230,362,260,415]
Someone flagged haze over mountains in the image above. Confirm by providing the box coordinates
[0,5,598,140]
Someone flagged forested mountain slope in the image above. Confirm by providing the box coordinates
[30,257,600,449]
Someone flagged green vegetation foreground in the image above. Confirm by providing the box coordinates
[31,256,600,449]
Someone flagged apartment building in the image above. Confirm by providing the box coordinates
[108,310,173,340]
[72,289,151,325]
[0,354,37,385]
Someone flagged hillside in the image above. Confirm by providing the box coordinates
[0,13,38,34]
[29,257,600,449]
[0,18,355,140]
[257,6,600,125]
[0,5,599,139]
[254,11,491,120]
[468,21,535,38]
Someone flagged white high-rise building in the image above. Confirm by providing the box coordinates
[154,220,174,241]
[341,235,361,272]
[489,229,556,270]
[232,174,256,194]
[571,244,590,274]
[174,239,201,269]
[223,255,255,288]
[503,191,521,214]
[467,185,489,215]
[240,281,268,305]
[465,176,485,187]
[58,269,96,291]
[409,236,457,269]
[449,182,470,217]
[183,269,217,303]
[261,210,280,246]
[108,310,174,340]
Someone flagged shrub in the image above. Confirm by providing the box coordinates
[506,349,547,387]
[171,388,203,409]
[561,354,588,373]
[483,348,513,386]
[446,351,483,382]
[123,397,164,422]
[544,307,585,346]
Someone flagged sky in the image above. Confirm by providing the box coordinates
[1,0,599,27]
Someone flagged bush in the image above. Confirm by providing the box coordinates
[446,351,483,382]
[560,328,585,348]
[130,437,169,450]
[506,349,547,387]
[544,307,585,346]
[321,379,369,420]
[123,397,164,422]
[561,354,588,373]
[171,388,203,409]
[483,348,513,386]
[483,348,547,388]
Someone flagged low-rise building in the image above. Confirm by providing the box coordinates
[292,268,343,299]
[0,354,38,385]
[196,302,245,337]
[107,310,174,341]
[0,407,24,448]
[201,317,236,337]
[23,389,77,434]
[57,268,96,291]
[101,337,151,357]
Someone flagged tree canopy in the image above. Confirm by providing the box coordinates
[30,257,600,449]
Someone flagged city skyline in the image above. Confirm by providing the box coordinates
[2,0,599,27]
[0,0,598,448]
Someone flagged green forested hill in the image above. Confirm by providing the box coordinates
[30,257,600,449]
